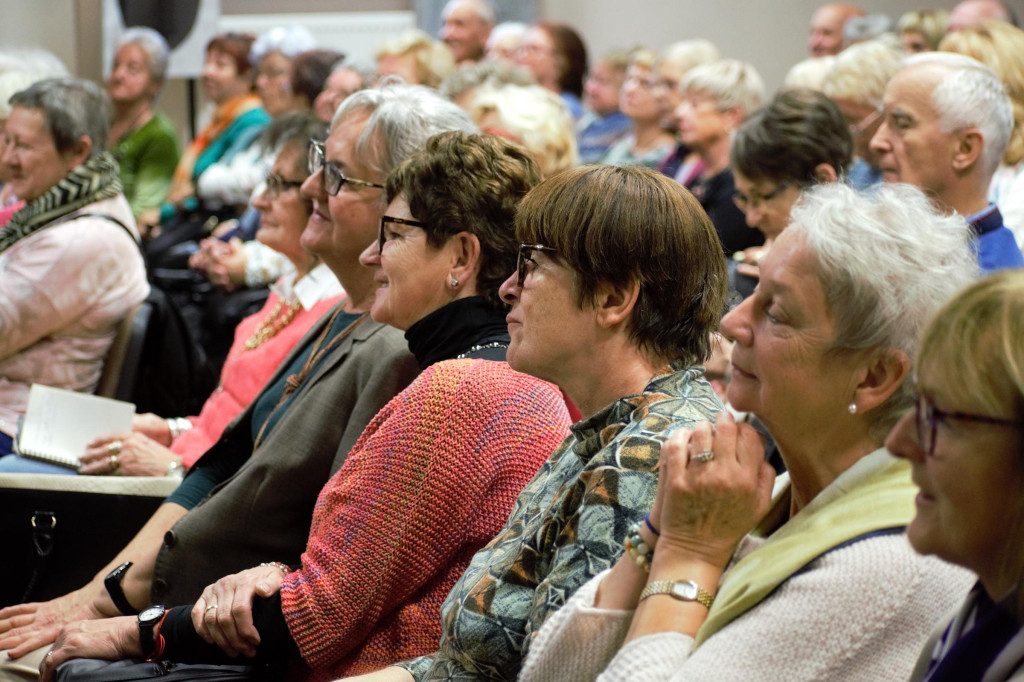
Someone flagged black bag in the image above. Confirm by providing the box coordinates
[53,658,276,681]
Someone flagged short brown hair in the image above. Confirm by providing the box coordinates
[515,165,727,364]
[536,22,588,99]
[386,131,542,308]
[206,32,256,75]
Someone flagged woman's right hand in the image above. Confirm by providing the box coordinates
[80,433,180,477]
[191,564,289,658]
[131,413,173,446]
[655,411,775,571]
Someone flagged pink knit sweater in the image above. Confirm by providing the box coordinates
[280,358,572,679]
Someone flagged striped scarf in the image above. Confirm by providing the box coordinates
[0,151,122,254]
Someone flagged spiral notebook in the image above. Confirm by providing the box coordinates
[14,385,135,470]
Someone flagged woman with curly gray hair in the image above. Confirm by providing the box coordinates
[521,182,980,682]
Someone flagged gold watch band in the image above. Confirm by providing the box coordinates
[639,579,715,609]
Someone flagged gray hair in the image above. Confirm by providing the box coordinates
[438,59,535,101]
[442,0,496,25]
[485,22,528,54]
[9,77,111,154]
[903,51,1013,177]
[681,59,766,116]
[114,26,170,83]
[332,83,477,178]
[660,39,720,75]
[250,24,317,63]
[823,40,902,107]
[787,182,977,439]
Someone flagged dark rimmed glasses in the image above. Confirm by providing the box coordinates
[733,181,792,212]
[263,172,304,197]
[378,215,428,254]
[517,243,558,287]
[308,139,385,196]
[915,392,1024,456]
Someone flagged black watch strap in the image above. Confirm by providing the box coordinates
[138,605,166,658]
[103,561,139,615]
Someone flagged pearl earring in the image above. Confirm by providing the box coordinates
[450,278,459,288]
[848,403,857,415]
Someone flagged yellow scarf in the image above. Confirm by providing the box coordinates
[694,449,915,647]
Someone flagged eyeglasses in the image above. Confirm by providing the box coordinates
[915,392,1024,456]
[849,107,883,136]
[378,215,428,254]
[733,181,792,212]
[516,243,558,288]
[263,172,304,197]
[307,139,385,196]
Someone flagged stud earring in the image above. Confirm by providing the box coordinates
[848,403,857,415]
[450,278,459,288]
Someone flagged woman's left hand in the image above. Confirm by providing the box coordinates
[656,411,775,570]
[80,433,180,477]
[39,617,141,682]
[192,564,288,658]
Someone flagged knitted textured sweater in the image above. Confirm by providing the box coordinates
[280,358,572,679]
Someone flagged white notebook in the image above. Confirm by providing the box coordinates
[14,385,135,470]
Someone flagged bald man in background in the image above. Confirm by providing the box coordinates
[948,0,1018,31]
[439,0,495,64]
[808,3,865,57]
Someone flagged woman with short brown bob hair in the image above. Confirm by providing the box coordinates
[515,164,726,366]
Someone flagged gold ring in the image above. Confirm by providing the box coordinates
[692,450,715,463]
[205,604,218,613]
[106,440,123,456]
[109,455,120,473]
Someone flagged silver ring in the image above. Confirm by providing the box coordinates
[106,440,123,456]
[692,450,715,463]
[205,604,218,613]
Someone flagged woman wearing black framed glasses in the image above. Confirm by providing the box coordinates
[888,269,1024,682]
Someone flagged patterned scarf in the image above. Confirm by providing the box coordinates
[0,151,122,254]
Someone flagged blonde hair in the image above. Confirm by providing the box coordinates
[823,40,902,107]
[680,59,765,116]
[897,9,951,50]
[629,48,658,71]
[659,39,720,74]
[471,84,578,177]
[940,19,1024,166]
[375,29,455,89]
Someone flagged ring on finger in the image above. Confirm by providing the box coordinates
[109,454,121,473]
[205,604,218,613]
[107,440,123,456]
[692,449,715,463]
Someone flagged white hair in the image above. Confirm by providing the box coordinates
[485,22,528,54]
[250,25,317,62]
[0,48,68,119]
[823,40,902,107]
[902,51,1013,176]
[471,83,577,178]
[332,83,477,178]
[659,39,720,74]
[442,0,496,25]
[680,59,766,116]
[784,56,835,91]
[787,182,977,437]
[115,26,170,83]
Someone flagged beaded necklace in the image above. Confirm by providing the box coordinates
[239,298,302,353]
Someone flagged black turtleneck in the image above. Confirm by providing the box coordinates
[404,296,510,369]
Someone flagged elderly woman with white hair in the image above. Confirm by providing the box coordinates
[671,59,765,257]
[106,27,181,220]
[0,78,149,456]
[520,183,978,681]
[471,83,578,177]
[822,40,902,191]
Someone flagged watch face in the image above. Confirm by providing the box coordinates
[671,581,698,600]
[140,606,164,622]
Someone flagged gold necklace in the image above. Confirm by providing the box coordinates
[239,299,302,353]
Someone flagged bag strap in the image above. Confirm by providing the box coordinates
[21,511,57,603]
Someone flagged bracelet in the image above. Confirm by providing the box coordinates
[260,561,292,576]
[624,520,654,573]
[166,417,193,441]
[644,513,660,537]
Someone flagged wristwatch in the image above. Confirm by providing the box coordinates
[639,579,715,609]
[138,604,166,658]
[103,561,139,615]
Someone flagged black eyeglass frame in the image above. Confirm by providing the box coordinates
[517,243,558,288]
[307,138,385,196]
[378,215,428,254]
[263,171,304,197]
[733,181,793,212]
